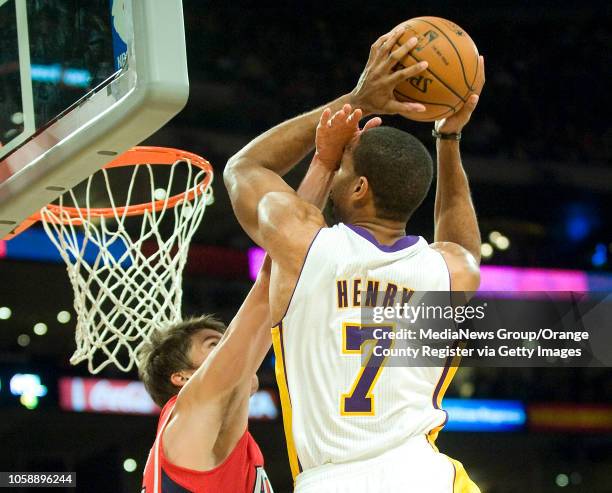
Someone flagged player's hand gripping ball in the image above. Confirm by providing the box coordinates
[435,56,485,135]
[351,30,429,118]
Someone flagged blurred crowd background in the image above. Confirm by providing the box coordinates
[0,0,611,491]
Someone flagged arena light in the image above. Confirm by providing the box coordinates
[493,235,510,251]
[17,334,30,347]
[443,398,526,431]
[30,64,92,88]
[248,247,267,281]
[181,202,195,219]
[33,322,48,336]
[11,112,24,125]
[591,243,607,267]
[528,403,612,432]
[488,231,501,243]
[565,204,597,243]
[555,474,569,488]
[10,373,47,410]
[10,373,47,397]
[480,243,493,259]
[3,227,130,266]
[153,188,167,200]
[20,394,39,410]
[249,389,279,420]
[62,68,92,87]
[0,306,11,320]
[123,458,137,473]
[458,381,475,398]
[57,311,71,324]
[30,64,62,83]
[478,266,588,292]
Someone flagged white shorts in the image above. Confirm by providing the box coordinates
[294,435,480,493]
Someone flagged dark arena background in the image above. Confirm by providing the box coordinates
[1,0,611,492]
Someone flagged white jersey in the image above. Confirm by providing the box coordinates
[272,223,456,480]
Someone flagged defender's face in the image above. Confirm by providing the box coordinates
[187,329,259,396]
[188,328,223,369]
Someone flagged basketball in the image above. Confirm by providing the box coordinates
[393,16,483,122]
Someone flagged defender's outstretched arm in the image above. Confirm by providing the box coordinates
[180,144,349,408]
[162,138,348,471]
[223,96,352,248]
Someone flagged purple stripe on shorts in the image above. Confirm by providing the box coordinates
[432,365,450,409]
[346,224,419,252]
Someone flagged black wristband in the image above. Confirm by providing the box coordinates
[432,129,461,141]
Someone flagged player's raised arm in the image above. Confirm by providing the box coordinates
[223,26,429,250]
[223,98,351,249]
[430,56,485,291]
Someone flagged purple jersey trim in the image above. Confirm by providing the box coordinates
[432,365,450,410]
[431,339,460,409]
[345,224,420,252]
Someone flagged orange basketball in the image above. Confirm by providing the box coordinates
[393,17,483,122]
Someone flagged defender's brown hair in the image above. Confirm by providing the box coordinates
[138,315,226,407]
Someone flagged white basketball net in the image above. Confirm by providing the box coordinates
[40,158,213,373]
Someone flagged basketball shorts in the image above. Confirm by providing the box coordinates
[294,435,480,493]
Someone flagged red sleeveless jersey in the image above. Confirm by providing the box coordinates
[142,396,273,493]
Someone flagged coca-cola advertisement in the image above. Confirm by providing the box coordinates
[58,377,280,419]
[59,377,159,415]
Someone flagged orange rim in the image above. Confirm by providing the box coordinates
[5,146,213,239]
[46,146,213,219]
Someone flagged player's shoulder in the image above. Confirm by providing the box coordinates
[258,191,325,250]
[257,191,326,270]
[429,241,473,258]
[258,191,324,226]
[429,241,480,292]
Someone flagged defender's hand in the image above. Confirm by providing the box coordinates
[315,104,381,171]
[435,56,485,134]
[351,27,429,118]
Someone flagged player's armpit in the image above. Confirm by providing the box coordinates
[162,397,229,470]
[430,241,481,292]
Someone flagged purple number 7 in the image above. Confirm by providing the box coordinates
[341,323,394,416]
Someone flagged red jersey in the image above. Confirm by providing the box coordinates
[142,396,273,493]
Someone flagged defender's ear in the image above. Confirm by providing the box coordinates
[170,371,191,388]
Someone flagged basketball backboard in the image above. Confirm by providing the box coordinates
[0,0,189,238]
